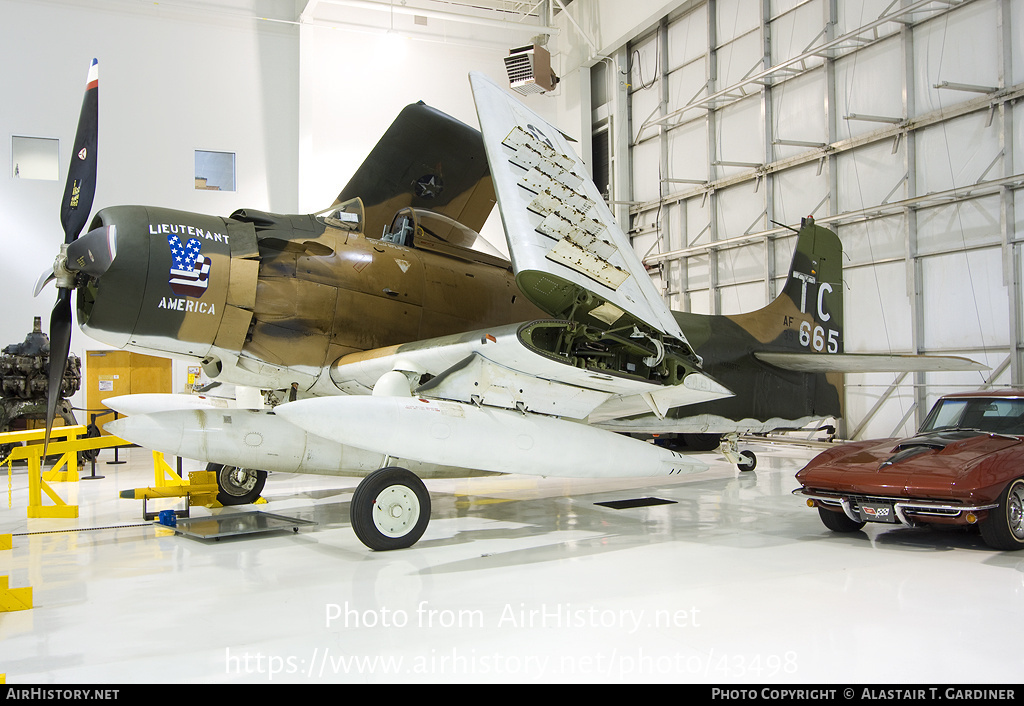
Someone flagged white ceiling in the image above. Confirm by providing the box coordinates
[301,0,559,40]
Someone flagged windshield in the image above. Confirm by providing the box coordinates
[919,397,1024,435]
[318,197,364,232]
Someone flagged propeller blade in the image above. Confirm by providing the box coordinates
[65,224,116,278]
[59,58,98,245]
[44,59,100,450]
[44,288,73,451]
[33,268,56,297]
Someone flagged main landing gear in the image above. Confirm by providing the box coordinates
[718,434,757,472]
[350,466,431,551]
[211,460,431,551]
[210,463,268,505]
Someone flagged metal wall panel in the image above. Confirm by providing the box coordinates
[618,0,1023,439]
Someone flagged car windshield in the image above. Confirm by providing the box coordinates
[919,397,1024,436]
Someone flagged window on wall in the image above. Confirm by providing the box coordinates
[194,150,235,191]
[12,136,59,180]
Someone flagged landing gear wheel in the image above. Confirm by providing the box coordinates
[351,467,430,551]
[681,433,722,452]
[980,478,1024,551]
[737,450,757,472]
[818,506,866,532]
[210,463,267,505]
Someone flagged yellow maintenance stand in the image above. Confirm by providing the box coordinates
[119,451,266,520]
[0,424,127,616]
[119,451,223,520]
[2,425,130,518]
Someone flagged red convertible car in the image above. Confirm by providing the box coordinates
[793,390,1024,550]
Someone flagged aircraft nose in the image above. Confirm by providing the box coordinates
[67,224,117,279]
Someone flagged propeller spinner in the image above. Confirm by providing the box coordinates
[37,58,109,449]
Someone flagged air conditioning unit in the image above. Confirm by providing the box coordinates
[503,44,559,95]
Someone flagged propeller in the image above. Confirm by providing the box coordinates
[40,59,101,451]
[35,224,117,295]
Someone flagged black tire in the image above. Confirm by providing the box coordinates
[211,463,267,505]
[818,505,866,532]
[737,450,757,472]
[979,478,1024,551]
[350,467,430,551]
[681,433,722,452]
[79,423,101,463]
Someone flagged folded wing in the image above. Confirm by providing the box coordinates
[469,71,689,347]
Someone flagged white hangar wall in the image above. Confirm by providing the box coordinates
[0,0,301,406]
[0,0,551,408]
[554,0,1024,440]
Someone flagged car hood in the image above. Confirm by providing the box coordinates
[796,430,1023,498]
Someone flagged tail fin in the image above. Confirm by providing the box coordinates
[334,102,496,244]
[730,216,845,356]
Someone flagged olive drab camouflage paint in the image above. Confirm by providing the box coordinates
[77,105,543,394]
[663,219,846,434]
[81,200,542,394]
[334,102,496,244]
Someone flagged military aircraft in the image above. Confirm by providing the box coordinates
[36,62,984,550]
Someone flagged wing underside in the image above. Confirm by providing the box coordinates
[470,71,688,345]
[330,323,732,423]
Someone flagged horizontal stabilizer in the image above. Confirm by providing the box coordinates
[755,351,989,373]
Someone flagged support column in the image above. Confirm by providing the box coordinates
[707,0,721,315]
[998,0,1020,385]
[901,0,927,433]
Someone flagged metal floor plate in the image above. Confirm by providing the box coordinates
[164,511,317,540]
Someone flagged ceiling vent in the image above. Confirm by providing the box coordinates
[503,44,558,95]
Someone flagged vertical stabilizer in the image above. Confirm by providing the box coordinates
[735,216,844,355]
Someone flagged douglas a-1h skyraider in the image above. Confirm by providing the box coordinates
[36,64,983,549]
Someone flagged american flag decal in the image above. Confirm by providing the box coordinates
[167,235,211,298]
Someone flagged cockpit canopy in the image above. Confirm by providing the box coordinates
[379,207,509,267]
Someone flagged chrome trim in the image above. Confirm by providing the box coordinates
[793,488,998,525]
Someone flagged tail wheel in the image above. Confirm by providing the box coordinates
[980,478,1024,551]
[737,450,757,472]
[351,467,430,551]
[210,463,267,505]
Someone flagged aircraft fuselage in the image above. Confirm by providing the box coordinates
[79,205,543,395]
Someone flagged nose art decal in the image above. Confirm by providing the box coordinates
[167,234,211,298]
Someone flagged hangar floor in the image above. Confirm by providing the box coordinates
[1,441,1021,684]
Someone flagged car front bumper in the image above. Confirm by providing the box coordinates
[793,487,998,526]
